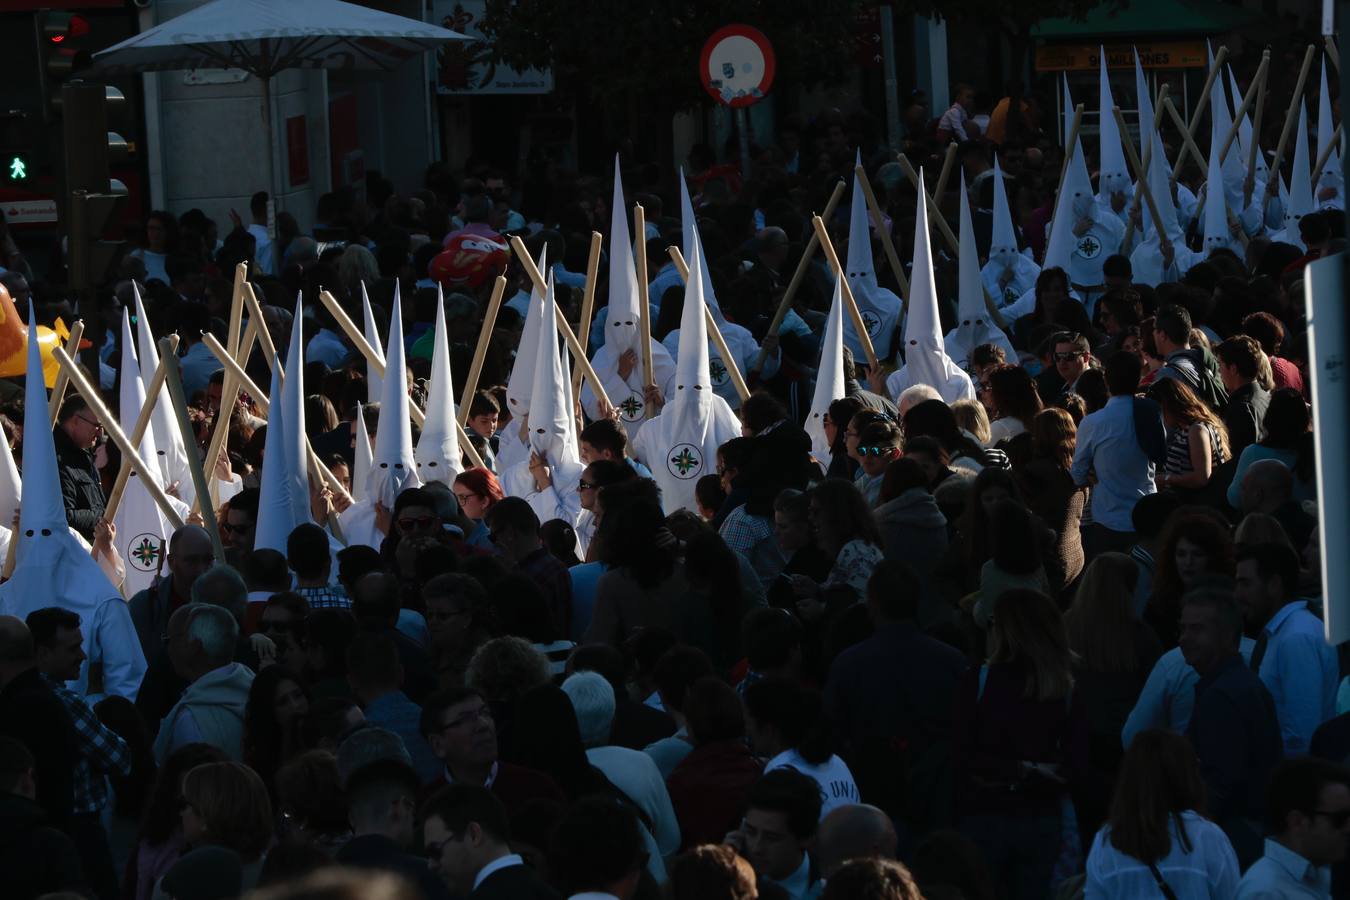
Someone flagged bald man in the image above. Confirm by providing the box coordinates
[129,525,215,662]
[0,616,79,825]
[816,803,899,877]
[1240,460,1315,550]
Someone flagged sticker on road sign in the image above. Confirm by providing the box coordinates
[699,25,776,107]
[3,199,58,225]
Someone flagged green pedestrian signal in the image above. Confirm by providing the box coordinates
[7,156,26,181]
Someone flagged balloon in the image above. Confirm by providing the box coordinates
[0,283,65,386]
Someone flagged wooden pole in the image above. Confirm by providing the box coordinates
[241,283,279,365]
[633,204,655,390]
[197,317,256,516]
[667,247,751,402]
[508,236,613,410]
[853,164,910,303]
[749,179,847,377]
[54,348,185,531]
[1327,36,1340,73]
[1113,107,1171,250]
[570,232,603,397]
[211,263,249,507]
[458,275,506,427]
[1218,52,1271,165]
[47,320,85,425]
[1268,44,1317,188]
[1245,65,1270,208]
[159,337,225,563]
[1185,46,1229,136]
[1163,97,1209,176]
[896,155,960,255]
[103,334,180,522]
[1123,84,1171,255]
[200,332,386,494]
[933,142,959,203]
[811,215,879,369]
[1058,104,1085,188]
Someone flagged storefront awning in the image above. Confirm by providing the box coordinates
[1032,0,1262,39]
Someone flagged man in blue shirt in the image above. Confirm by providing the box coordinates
[1235,542,1339,756]
[1237,757,1350,899]
[347,632,441,784]
[1071,350,1157,559]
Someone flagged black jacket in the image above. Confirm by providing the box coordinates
[335,833,451,900]
[470,862,561,900]
[0,668,78,825]
[0,790,87,900]
[54,425,105,540]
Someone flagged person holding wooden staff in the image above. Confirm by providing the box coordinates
[838,167,902,365]
[982,155,1041,308]
[578,158,675,433]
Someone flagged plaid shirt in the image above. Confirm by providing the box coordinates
[295,584,352,609]
[43,674,132,815]
[718,504,774,555]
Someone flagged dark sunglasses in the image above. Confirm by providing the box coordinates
[858,446,898,457]
[578,479,597,491]
[397,515,436,531]
[1053,351,1085,362]
[220,521,251,534]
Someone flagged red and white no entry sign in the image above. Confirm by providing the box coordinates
[699,24,776,107]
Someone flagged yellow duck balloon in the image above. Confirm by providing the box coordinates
[0,283,66,386]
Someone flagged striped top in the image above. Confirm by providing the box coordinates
[1163,421,1226,477]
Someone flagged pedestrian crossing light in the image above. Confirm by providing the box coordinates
[7,156,26,181]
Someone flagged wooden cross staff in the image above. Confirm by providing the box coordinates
[1168,46,1231,179]
[1245,61,1270,208]
[1161,98,1209,178]
[1113,107,1172,254]
[570,232,603,398]
[207,262,250,506]
[314,290,486,471]
[810,215,879,370]
[1267,44,1317,193]
[103,335,180,522]
[666,247,751,402]
[160,336,226,563]
[53,347,185,531]
[200,331,385,499]
[508,236,613,410]
[1218,51,1270,166]
[1058,104,1086,189]
[853,164,910,304]
[1123,84,1171,254]
[1311,125,1344,189]
[633,204,656,391]
[933,142,959,204]
[1327,36,1340,73]
[458,275,507,428]
[198,316,257,516]
[750,179,847,378]
[47,321,85,425]
[895,155,960,256]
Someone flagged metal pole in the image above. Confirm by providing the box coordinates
[738,107,752,183]
[880,6,901,149]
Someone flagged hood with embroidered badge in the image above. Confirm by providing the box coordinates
[946,178,1015,369]
[805,278,846,462]
[0,305,120,617]
[1043,135,1094,273]
[414,284,463,486]
[254,297,315,554]
[133,283,192,503]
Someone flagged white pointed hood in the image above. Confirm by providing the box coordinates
[254,298,314,553]
[673,238,714,414]
[902,169,975,403]
[679,169,730,329]
[606,156,643,358]
[116,309,178,597]
[526,275,577,466]
[1134,49,1155,162]
[505,245,547,420]
[414,289,462,485]
[19,306,67,536]
[0,410,19,526]
[1227,66,1251,160]
[1062,74,1076,150]
[1317,56,1341,199]
[1285,101,1314,246]
[845,152,880,296]
[1203,133,1234,254]
[947,179,1015,369]
[352,402,370,503]
[367,287,421,507]
[1208,60,1245,213]
[1097,50,1130,196]
[989,154,1020,271]
[1044,141,1093,272]
[805,280,846,462]
[133,284,190,497]
[1146,129,1184,243]
[360,282,385,404]
[841,153,902,360]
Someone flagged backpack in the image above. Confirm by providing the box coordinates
[1131,397,1169,466]
[1158,352,1228,412]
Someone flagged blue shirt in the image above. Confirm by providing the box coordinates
[569,561,607,641]
[1122,637,1255,747]
[362,691,441,784]
[1236,838,1332,899]
[1071,395,1156,532]
[1258,601,1339,755]
[179,341,224,403]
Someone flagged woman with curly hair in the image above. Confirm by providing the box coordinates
[786,478,884,620]
[1146,510,1234,647]
[1015,408,1088,588]
[243,666,311,795]
[985,364,1044,446]
[179,761,275,891]
[125,744,228,900]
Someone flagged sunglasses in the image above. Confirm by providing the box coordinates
[1053,351,1085,362]
[220,521,251,534]
[578,479,597,491]
[1312,808,1350,828]
[397,515,435,531]
[74,414,104,431]
[858,446,898,456]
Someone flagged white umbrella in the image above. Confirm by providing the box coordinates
[86,0,468,213]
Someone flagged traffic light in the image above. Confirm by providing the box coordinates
[34,11,94,120]
[67,189,127,292]
[0,111,39,183]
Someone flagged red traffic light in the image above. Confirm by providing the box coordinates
[47,14,90,43]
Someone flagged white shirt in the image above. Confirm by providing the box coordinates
[987,416,1026,447]
[586,745,678,884]
[1236,838,1332,899]
[1256,601,1339,755]
[472,854,524,891]
[1085,811,1239,900]
[1071,395,1156,532]
[306,328,351,369]
[247,223,275,276]
[766,749,860,819]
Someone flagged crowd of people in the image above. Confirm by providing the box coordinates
[0,29,1344,900]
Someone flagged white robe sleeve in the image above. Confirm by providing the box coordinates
[92,597,148,702]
